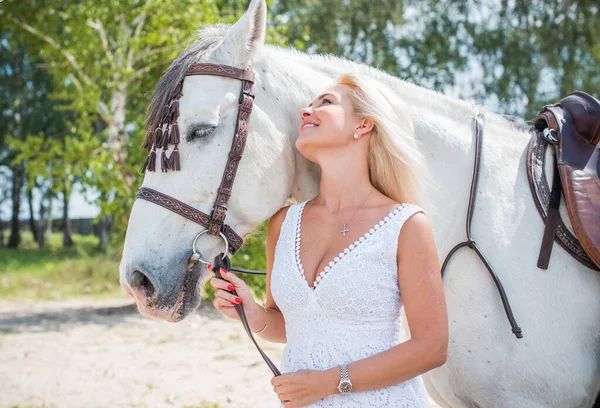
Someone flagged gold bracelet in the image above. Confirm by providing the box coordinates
[251,306,269,334]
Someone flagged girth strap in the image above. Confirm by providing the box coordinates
[537,164,562,269]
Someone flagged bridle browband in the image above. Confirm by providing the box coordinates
[136,62,282,376]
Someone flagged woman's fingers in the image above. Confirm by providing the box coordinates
[215,288,242,305]
[208,264,244,292]
[208,264,246,289]
[213,296,237,310]
[207,263,256,310]
[209,276,235,291]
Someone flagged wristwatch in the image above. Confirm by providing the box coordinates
[336,363,353,395]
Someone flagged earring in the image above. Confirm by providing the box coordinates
[353,132,359,139]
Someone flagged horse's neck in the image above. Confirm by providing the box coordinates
[254,47,531,235]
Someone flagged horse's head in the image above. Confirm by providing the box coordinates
[120,0,294,322]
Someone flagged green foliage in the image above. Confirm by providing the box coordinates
[1,0,291,244]
[1,222,270,301]
[3,0,598,297]
[0,232,123,300]
[274,0,599,116]
[273,0,403,66]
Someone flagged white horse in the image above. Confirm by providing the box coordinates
[119,1,600,406]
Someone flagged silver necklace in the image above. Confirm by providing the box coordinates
[324,188,375,236]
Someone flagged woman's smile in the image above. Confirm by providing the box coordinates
[300,120,320,131]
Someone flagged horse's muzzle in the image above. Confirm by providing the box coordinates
[121,262,204,322]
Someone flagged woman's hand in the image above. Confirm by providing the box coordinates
[271,369,334,407]
[208,263,258,321]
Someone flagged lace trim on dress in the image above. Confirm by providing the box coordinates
[294,200,412,289]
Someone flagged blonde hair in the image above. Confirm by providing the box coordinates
[334,74,429,206]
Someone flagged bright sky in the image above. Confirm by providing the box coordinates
[0,180,100,221]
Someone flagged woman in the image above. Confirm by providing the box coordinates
[208,74,448,407]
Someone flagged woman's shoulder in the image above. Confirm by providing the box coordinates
[395,204,432,245]
[389,201,426,217]
[267,200,306,234]
[387,201,429,240]
[269,204,293,228]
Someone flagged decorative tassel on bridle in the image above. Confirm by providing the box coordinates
[140,80,183,173]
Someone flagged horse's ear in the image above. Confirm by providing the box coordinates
[211,0,267,67]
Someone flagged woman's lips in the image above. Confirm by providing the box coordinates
[300,123,319,131]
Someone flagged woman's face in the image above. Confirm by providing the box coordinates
[295,84,362,159]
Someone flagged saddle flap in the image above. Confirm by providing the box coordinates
[532,91,600,269]
[558,162,600,267]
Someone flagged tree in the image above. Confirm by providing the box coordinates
[274,0,599,117]
[2,0,291,243]
[273,0,404,69]
[0,30,65,248]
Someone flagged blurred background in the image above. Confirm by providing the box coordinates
[0,1,598,407]
[1,0,598,302]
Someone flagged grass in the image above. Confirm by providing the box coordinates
[0,220,271,302]
[0,232,123,300]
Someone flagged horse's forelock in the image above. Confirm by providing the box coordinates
[143,24,231,150]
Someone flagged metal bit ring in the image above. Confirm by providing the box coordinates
[190,229,229,265]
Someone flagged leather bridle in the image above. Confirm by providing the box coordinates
[136,62,281,376]
[138,63,256,258]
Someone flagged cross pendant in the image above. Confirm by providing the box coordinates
[340,224,349,235]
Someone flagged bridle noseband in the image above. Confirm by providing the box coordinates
[136,62,282,376]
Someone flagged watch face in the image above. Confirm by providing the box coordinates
[339,380,352,393]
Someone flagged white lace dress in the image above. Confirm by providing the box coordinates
[270,199,430,407]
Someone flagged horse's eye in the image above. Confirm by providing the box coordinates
[188,125,216,141]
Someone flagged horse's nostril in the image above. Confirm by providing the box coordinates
[130,270,156,297]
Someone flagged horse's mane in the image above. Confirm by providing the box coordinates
[267,46,530,131]
[143,25,230,149]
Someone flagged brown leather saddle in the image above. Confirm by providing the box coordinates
[527,91,600,270]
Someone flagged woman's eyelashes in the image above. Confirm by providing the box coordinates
[307,98,332,109]
[187,125,216,141]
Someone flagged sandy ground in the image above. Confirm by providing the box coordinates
[0,297,441,408]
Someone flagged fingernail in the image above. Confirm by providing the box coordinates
[207,263,213,270]
[235,297,242,303]
[227,284,234,291]
[220,267,227,274]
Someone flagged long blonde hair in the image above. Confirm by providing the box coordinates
[334,74,429,206]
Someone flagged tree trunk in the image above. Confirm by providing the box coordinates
[97,215,111,248]
[108,86,135,196]
[8,163,24,249]
[46,198,53,235]
[0,219,5,247]
[62,181,73,248]
[38,196,46,248]
[27,186,39,245]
